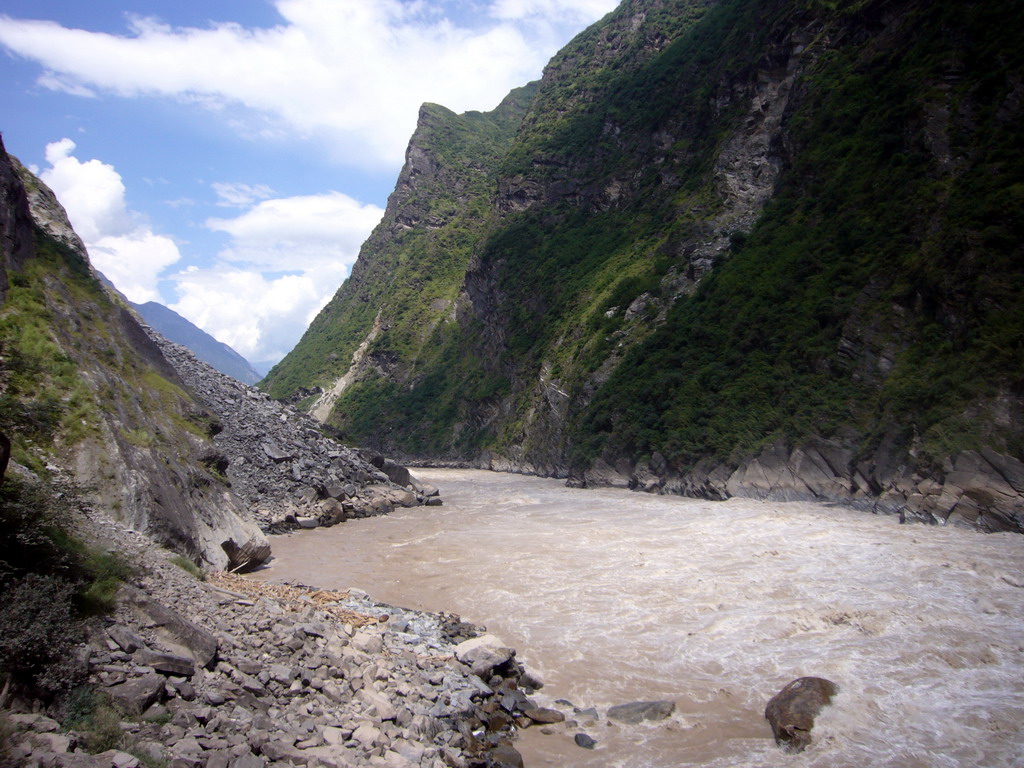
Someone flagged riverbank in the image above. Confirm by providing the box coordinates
[254,468,1024,768]
[1,505,535,768]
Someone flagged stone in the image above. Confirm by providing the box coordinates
[107,625,147,653]
[574,733,596,749]
[220,538,272,572]
[128,594,219,668]
[261,740,309,764]
[229,755,267,768]
[321,726,347,746]
[452,634,504,662]
[458,640,515,678]
[522,707,565,724]
[135,649,196,677]
[295,516,319,529]
[764,676,839,753]
[261,442,293,462]
[228,756,267,768]
[8,713,60,732]
[352,723,381,747]
[490,743,524,768]
[111,751,142,768]
[359,689,398,721]
[606,700,675,724]
[351,631,384,655]
[519,668,544,691]
[30,731,73,753]
[107,674,166,715]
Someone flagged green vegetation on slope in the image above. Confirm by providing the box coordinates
[262,86,537,402]
[573,0,1024,471]
[268,0,1023,476]
[0,474,133,696]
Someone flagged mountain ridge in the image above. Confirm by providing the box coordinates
[264,0,1024,532]
[129,299,262,385]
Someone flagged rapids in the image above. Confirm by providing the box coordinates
[251,468,1024,768]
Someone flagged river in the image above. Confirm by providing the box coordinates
[250,468,1024,768]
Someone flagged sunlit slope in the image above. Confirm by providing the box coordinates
[266,0,1024,525]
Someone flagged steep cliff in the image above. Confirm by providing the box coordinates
[0,140,268,569]
[266,0,1024,531]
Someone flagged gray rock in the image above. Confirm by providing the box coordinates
[490,743,524,768]
[107,674,165,715]
[574,733,597,749]
[135,649,196,677]
[128,593,219,668]
[523,707,564,724]
[107,625,147,654]
[228,756,267,768]
[260,740,308,764]
[261,442,293,462]
[764,676,839,753]
[606,700,675,724]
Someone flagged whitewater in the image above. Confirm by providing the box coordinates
[251,468,1024,768]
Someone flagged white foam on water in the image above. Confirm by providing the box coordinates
[253,469,1024,767]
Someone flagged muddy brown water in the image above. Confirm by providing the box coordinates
[250,468,1024,768]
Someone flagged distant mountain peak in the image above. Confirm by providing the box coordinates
[130,300,262,385]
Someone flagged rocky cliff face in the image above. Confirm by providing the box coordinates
[266,0,1024,532]
[0,140,437,566]
[0,142,271,570]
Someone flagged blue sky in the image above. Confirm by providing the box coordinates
[0,0,616,364]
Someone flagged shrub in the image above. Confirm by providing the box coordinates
[0,574,86,694]
[169,554,205,581]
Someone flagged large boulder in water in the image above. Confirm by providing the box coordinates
[606,700,675,724]
[764,676,839,753]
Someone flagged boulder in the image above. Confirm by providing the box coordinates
[134,649,196,677]
[107,674,165,715]
[127,592,218,668]
[490,743,524,768]
[261,442,293,462]
[107,624,146,654]
[764,676,839,753]
[574,733,597,749]
[220,537,272,572]
[459,644,516,679]
[522,707,564,724]
[606,700,675,724]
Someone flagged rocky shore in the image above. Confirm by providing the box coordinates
[2,509,546,768]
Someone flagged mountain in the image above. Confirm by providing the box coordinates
[0,140,268,570]
[264,0,1024,532]
[130,299,262,385]
[0,140,424,569]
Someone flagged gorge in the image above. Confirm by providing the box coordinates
[3,0,1024,766]
[265,0,1024,532]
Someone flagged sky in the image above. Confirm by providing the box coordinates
[0,0,618,366]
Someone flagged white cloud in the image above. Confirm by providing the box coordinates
[37,138,383,363]
[490,0,616,22]
[212,181,274,208]
[206,192,383,270]
[170,267,339,364]
[0,0,619,168]
[170,192,384,361]
[89,231,183,303]
[39,139,182,303]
